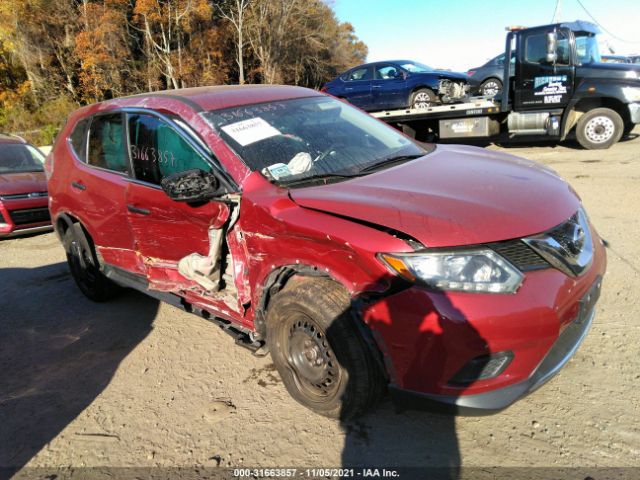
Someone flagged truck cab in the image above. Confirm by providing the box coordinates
[372,20,640,150]
[503,21,640,148]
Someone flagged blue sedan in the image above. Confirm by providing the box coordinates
[322,60,469,112]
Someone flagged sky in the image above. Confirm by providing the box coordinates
[332,0,640,72]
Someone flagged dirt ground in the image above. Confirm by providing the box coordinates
[1,130,639,475]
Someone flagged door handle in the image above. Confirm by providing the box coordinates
[127,204,150,215]
[345,87,354,91]
[372,85,382,89]
[71,181,86,191]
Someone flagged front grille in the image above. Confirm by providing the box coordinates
[9,207,51,225]
[0,192,47,201]
[489,240,550,271]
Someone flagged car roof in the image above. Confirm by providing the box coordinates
[0,134,27,145]
[99,85,322,113]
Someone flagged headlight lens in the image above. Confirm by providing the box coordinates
[378,249,523,293]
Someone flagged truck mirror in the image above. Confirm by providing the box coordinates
[546,31,558,64]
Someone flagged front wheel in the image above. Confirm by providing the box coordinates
[576,108,624,150]
[63,223,120,302]
[410,88,437,109]
[266,279,384,419]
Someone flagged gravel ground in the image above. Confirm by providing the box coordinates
[1,130,639,475]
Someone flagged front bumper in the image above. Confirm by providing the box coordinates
[629,102,640,124]
[0,197,51,237]
[389,303,596,414]
[363,232,606,413]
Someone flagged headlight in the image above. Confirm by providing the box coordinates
[378,249,523,293]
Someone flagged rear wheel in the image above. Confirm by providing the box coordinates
[576,108,623,150]
[410,88,437,109]
[63,223,120,302]
[266,279,384,419]
[479,78,502,97]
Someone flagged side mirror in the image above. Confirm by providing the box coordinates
[160,169,220,202]
[546,31,558,64]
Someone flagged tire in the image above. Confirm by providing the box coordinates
[410,88,437,109]
[63,223,120,302]
[266,278,384,419]
[576,108,624,150]
[479,78,502,97]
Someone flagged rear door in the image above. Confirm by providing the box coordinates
[371,64,407,110]
[340,66,373,109]
[124,112,230,289]
[69,112,143,273]
[515,27,575,110]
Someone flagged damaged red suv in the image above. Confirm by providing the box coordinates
[47,86,606,418]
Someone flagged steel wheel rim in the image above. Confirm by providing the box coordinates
[585,116,615,143]
[412,92,432,109]
[284,314,340,400]
[482,81,501,96]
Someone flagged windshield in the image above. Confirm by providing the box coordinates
[575,33,601,64]
[398,61,434,73]
[0,144,45,174]
[204,96,430,187]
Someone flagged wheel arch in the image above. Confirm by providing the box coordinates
[561,96,630,140]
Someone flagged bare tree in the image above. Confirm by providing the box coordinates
[216,0,250,84]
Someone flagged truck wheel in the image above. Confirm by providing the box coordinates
[266,278,384,419]
[576,108,623,150]
[410,89,437,109]
[479,78,502,97]
[63,223,120,302]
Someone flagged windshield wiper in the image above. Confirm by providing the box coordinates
[280,172,361,187]
[357,154,424,173]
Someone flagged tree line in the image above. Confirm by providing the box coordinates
[0,0,367,144]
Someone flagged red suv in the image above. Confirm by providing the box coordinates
[0,134,51,237]
[47,86,606,418]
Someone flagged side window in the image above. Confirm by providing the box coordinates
[69,118,89,161]
[343,67,371,81]
[555,31,570,65]
[495,54,506,66]
[87,113,128,173]
[375,65,401,80]
[128,114,212,185]
[525,34,547,63]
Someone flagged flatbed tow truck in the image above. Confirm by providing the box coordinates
[370,21,640,150]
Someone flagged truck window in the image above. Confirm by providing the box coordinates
[127,114,212,185]
[525,31,570,65]
[87,114,129,174]
[525,34,547,64]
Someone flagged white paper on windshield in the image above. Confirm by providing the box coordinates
[221,117,280,146]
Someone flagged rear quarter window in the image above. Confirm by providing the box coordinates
[68,118,90,161]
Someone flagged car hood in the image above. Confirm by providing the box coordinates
[289,145,580,247]
[577,62,640,80]
[0,171,47,196]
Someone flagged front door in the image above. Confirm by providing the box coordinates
[515,27,575,111]
[124,112,230,289]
